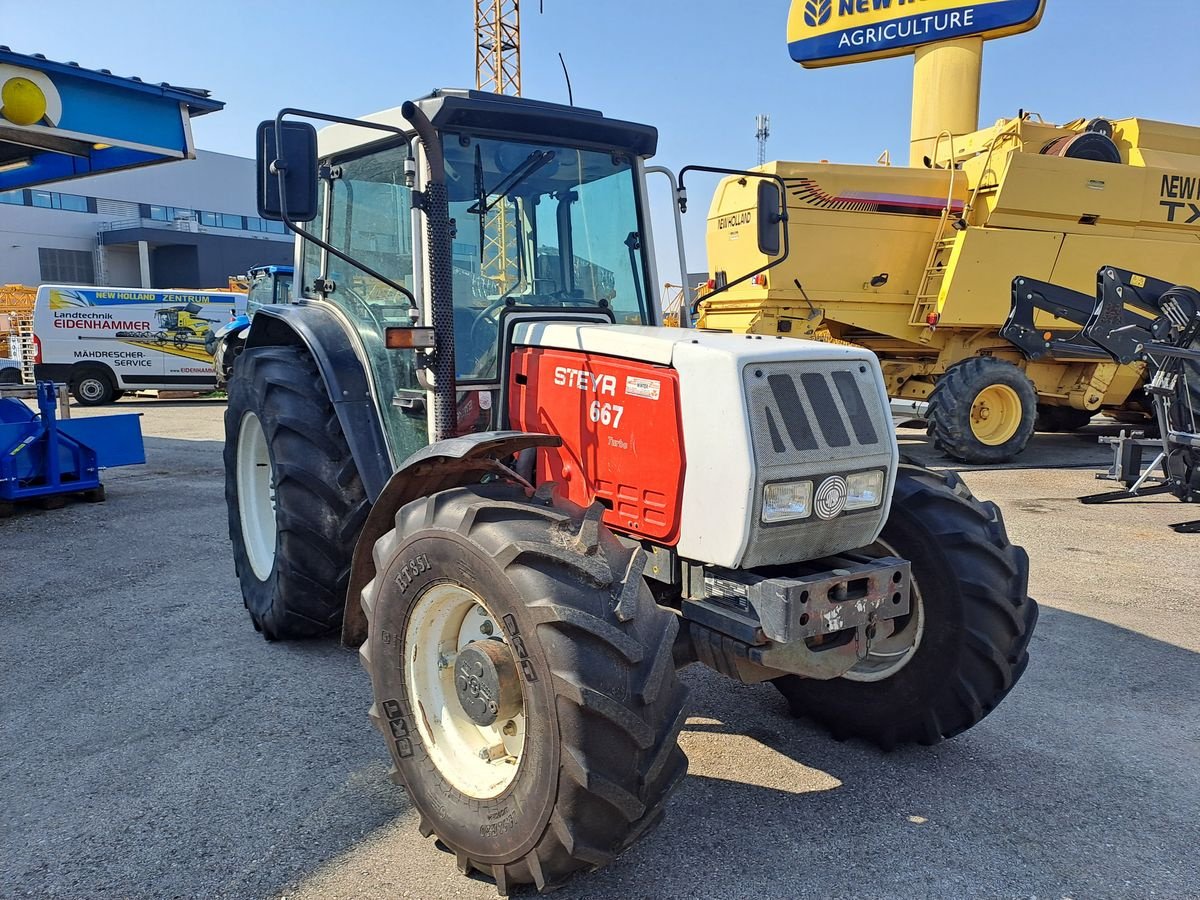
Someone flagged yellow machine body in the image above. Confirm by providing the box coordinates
[698,115,1200,414]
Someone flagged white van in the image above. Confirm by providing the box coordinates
[31,285,246,405]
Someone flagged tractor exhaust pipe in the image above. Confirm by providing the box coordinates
[403,100,457,441]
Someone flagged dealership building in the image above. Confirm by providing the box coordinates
[0,150,293,289]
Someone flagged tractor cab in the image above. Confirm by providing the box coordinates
[277,90,669,462]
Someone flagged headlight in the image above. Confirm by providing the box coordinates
[845,470,885,511]
[762,480,813,523]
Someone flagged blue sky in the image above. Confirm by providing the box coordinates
[5,0,1199,283]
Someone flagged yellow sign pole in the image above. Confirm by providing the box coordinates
[909,36,983,166]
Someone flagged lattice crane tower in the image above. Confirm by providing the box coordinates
[476,1,523,294]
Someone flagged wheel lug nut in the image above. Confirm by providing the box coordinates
[502,720,517,736]
[480,620,494,636]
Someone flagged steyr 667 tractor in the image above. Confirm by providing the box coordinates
[224,90,1037,893]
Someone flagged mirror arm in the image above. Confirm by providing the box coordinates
[270,108,417,306]
[676,165,791,313]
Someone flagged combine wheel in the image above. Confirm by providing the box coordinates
[361,483,688,893]
[927,357,1037,463]
[774,466,1038,749]
[1036,405,1094,432]
[224,346,368,639]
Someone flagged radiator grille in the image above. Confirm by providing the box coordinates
[740,360,893,568]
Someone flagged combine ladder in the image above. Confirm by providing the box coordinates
[909,131,963,330]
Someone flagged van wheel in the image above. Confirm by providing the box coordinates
[224,345,368,639]
[71,368,116,405]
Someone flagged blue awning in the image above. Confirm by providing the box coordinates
[0,47,223,191]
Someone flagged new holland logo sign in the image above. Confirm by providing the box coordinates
[788,0,1046,68]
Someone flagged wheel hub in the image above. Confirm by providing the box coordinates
[970,384,1022,446]
[454,639,522,727]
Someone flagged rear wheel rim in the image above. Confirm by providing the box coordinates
[236,412,277,580]
[842,537,925,682]
[405,583,526,799]
[970,383,1022,446]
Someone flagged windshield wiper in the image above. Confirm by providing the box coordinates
[468,149,557,215]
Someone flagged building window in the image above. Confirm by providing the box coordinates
[265,220,285,234]
[39,248,95,284]
[200,210,218,227]
[220,213,243,229]
[29,191,92,212]
[58,193,89,212]
[148,205,168,221]
[0,190,22,205]
[245,217,263,232]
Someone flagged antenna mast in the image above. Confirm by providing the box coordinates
[755,113,771,166]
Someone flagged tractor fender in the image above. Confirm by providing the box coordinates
[244,303,393,501]
[341,431,561,647]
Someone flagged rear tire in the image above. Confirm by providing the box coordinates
[927,357,1037,463]
[1036,405,1094,432]
[774,466,1038,749]
[224,345,368,639]
[362,483,688,892]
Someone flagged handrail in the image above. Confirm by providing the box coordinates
[962,119,1024,223]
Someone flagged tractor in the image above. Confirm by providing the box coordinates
[224,89,1037,893]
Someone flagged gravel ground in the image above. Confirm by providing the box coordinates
[1,398,1196,899]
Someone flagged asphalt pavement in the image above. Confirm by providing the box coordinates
[1,399,1196,899]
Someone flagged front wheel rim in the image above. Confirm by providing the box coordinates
[236,412,277,581]
[842,537,925,682]
[79,378,105,401]
[970,383,1022,446]
[405,583,526,799]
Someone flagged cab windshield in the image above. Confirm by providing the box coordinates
[443,133,652,380]
[300,133,653,461]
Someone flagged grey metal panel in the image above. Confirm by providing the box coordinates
[740,359,893,568]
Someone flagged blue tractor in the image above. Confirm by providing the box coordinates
[207,265,293,387]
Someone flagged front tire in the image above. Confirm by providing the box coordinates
[927,357,1037,463]
[362,483,688,892]
[70,368,116,406]
[774,466,1038,749]
[224,345,368,639]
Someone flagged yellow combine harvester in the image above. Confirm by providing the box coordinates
[697,1,1200,463]
[698,117,1200,461]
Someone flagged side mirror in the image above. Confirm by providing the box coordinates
[256,120,318,222]
[757,179,784,257]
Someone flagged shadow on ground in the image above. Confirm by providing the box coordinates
[3,433,1195,900]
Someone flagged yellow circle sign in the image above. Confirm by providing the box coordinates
[1,76,47,126]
